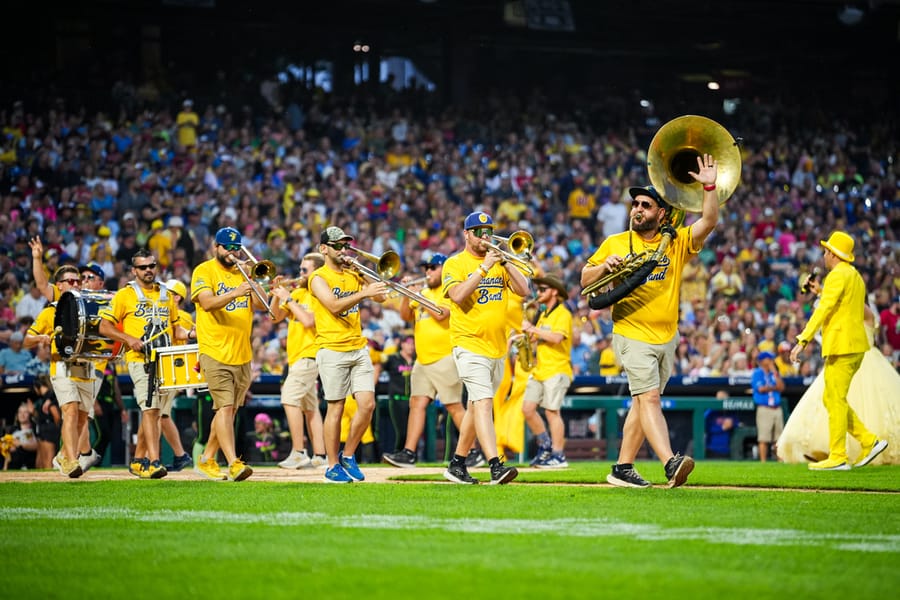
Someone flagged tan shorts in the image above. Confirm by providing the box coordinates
[282,357,319,410]
[198,354,251,411]
[128,361,175,414]
[451,347,504,402]
[755,405,784,443]
[410,355,463,405]
[315,347,375,402]
[524,373,572,411]
[51,363,95,413]
[612,333,677,396]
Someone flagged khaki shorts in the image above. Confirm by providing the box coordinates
[198,354,251,411]
[524,373,572,411]
[410,355,463,405]
[612,333,677,396]
[51,364,95,413]
[128,361,175,415]
[755,405,784,443]
[282,357,319,410]
[451,347,504,402]
[316,347,375,402]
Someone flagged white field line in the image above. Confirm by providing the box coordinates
[2,507,898,553]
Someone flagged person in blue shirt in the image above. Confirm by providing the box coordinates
[0,332,33,375]
[751,351,785,462]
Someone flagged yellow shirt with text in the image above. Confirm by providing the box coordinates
[284,287,318,362]
[191,259,254,365]
[533,303,573,381]
[409,285,453,365]
[309,265,367,352]
[99,284,178,363]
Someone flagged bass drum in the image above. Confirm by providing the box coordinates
[54,290,123,362]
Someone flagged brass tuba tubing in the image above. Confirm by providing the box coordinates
[345,249,446,316]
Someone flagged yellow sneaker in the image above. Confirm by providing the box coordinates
[195,457,227,481]
[140,460,168,480]
[59,456,83,479]
[228,459,253,482]
[808,457,851,471]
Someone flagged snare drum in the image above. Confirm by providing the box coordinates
[154,344,207,390]
[54,290,124,362]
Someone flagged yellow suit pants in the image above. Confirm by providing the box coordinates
[822,353,876,461]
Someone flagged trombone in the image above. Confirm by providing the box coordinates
[344,246,446,315]
[486,230,535,276]
[233,245,277,318]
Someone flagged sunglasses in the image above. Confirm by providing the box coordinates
[81,274,99,281]
[536,286,549,292]
[58,278,81,286]
[328,242,350,251]
[631,200,656,210]
[469,227,493,238]
[134,263,158,271]
[220,244,241,252]
[424,265,440,271]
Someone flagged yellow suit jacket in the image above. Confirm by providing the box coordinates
[797,261,869,357]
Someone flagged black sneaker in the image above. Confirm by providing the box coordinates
[465,448,486,468]
[529,448,552,467]
[443,463,479,485]
[489,462,518,485]
[383,449,417,468]
[606,464,651,488]
[168,453,193,472]
[664,454,695,488]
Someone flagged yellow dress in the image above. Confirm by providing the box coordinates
[777,324,900,465]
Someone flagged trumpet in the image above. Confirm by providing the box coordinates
[261,277,305,292]
[343,247,445,315]
[388,276,428,297]
[486,230,535,276]
[233,245,276,318]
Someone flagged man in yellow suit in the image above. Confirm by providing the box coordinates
[790,231,888,470]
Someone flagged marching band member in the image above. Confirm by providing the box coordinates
[309,227,387,483]
[442,211,528,485]
[270,253,328,470]
[23,266,88,478]
[581,154,719,488]
[99,250,184,479]
[159,278,197,472]
[521,273,573,468]
[382,253,464,468]
[190,227,268,482]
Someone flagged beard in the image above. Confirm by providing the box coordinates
[216,253,235,268]
[632,214,660,233]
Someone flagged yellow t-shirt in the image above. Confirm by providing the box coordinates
[533,303,573,381]
[28,305,88,380]
[173,309,194,346]
[176,110,199,147]
[409,286,453,365]
[284,287,317,362]
[191,258,254,365]
[598,347,620,376]
[309,265,367,352]
[585,226,694,345]
[147,231,173,269]
[568,188,596,219]
[442,250,512,359]
[99,283,178,363]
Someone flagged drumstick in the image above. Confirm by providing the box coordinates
[144,328,170,345]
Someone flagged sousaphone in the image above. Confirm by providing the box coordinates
[584,115,741,309]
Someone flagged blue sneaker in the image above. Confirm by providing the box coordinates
[324,463,353,483]
[530,448,551,467]
[339,451,365,482]
[169,453,193,472]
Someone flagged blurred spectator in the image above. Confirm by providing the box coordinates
[0,331,31,374]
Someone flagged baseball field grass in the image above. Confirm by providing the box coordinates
[1,461,897,599]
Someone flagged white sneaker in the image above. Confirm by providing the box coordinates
[278,449,312,469]
[854,439,888,468]
[78,449,102,472]
[52,452,62,473]
[310,455,328,469]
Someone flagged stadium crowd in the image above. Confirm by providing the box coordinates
[0,76,898,399]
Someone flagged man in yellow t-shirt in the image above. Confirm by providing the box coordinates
[522,273,573,469]
[175,99,199,150]
[23,269,87,478]
[190,227,270,482]
[99,249,183,479]
[441,211,529,485]
[309,226,388,483]
[581,154,720,489]
[270,252,327,470]
[382,253,463,468]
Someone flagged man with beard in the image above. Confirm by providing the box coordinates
[99,250,183,479]
[270,252,328,470]
[190,227,270,481]
[581,154,719,489]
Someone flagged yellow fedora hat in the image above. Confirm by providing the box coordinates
[820,231,855,263]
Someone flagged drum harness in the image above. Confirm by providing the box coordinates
[130,281,171,408]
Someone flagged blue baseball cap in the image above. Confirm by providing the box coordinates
[758,351,776,362]
[419,253,447,267]
[628,185,670,210]
[463,211,494,230]
[79,262,105,279]
[215,227,242,246]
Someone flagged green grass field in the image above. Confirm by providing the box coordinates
[2,462,898,599]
